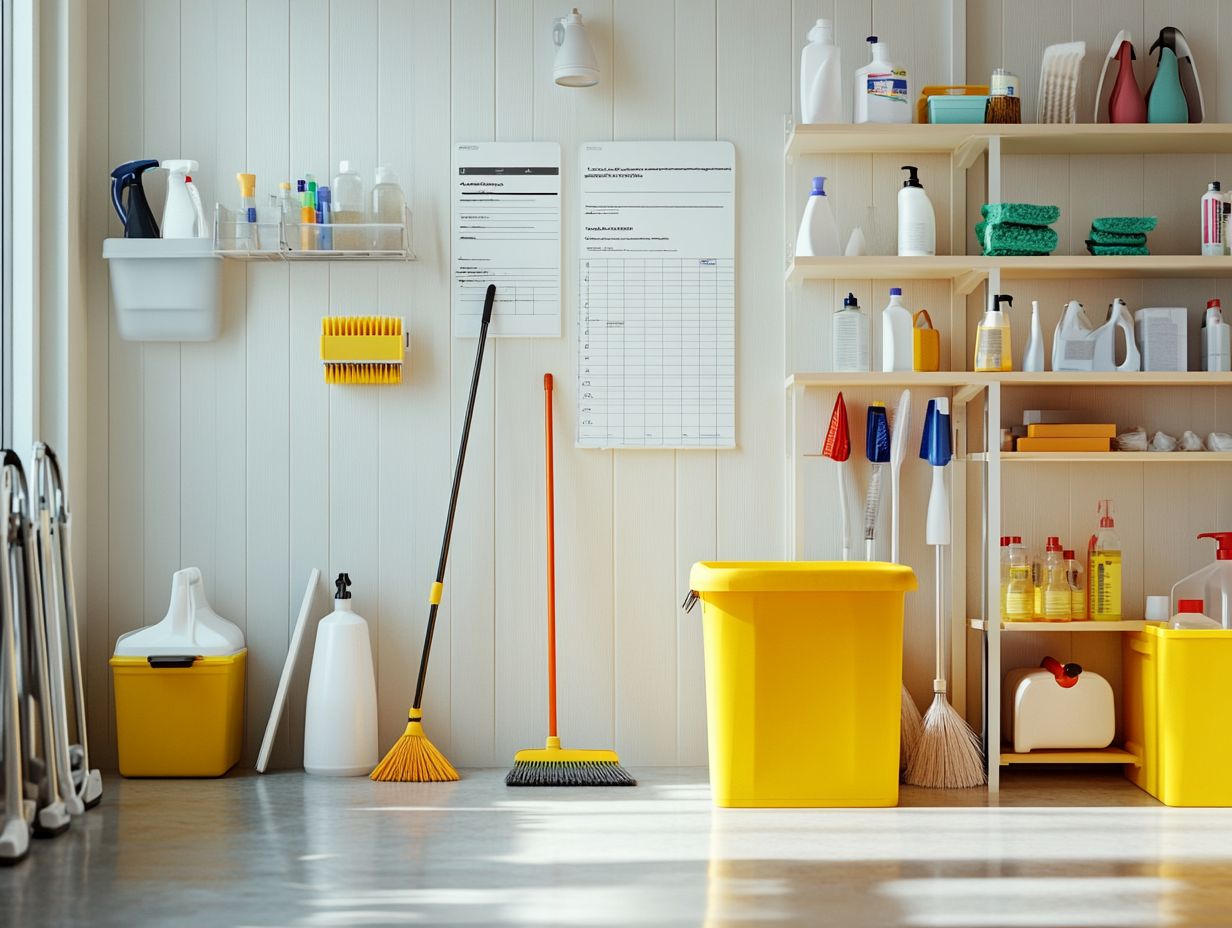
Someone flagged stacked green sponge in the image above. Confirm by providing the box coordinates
[975,203,1060,256]
[1086,216,1157,255]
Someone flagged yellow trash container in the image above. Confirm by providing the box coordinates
[1123,624,1232,806]
[688,561,917,808]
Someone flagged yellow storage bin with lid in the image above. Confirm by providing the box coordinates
[1123,623,1232,806]
[688,561,917,808]
[111,567,246,777]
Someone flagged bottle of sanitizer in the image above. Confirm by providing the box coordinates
[1203,298,1232,371]
[896,166,935,256]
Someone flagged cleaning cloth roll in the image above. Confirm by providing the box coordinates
[1087,228,1148,246]
[1086,242,1151,256]
[1091,216,1158,235]
[980,202,1061,227]
[978,220,1058,256]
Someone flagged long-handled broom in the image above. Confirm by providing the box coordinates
[371,284,496,783]
[506,374,635,787]
[904,397,985,788]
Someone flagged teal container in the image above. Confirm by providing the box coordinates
[928,95,989,124]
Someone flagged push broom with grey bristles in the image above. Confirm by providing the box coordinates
[371,284,496,783]
[507,374,634,788]
[905,398,986,789]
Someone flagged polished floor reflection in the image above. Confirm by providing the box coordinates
[3,768,1230,926]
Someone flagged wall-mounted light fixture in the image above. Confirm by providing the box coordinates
[553,8,599,87]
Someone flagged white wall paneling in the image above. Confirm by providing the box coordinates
[87,1,1230,767]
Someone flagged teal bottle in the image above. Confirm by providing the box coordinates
[1147,45,1188,123]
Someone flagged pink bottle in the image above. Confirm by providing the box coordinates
[1108,34,1146,123]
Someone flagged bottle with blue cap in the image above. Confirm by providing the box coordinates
[881,286,913,371]
[833,292,870,372]
[795,175,840,258]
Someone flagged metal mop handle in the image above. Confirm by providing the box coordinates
[411,284,496,712]
[544,374,558,739]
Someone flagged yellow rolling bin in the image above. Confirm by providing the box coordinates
[1124,625,1232,806]
[688,562,917,808]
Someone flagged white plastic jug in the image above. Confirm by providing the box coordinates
[1052,298,1141,372]
[113,567,245,657]
[1171,533,1232,628]
[1003,659,1114,753]
[303,574,378,776]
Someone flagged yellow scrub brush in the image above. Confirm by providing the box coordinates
[321,316,408,385]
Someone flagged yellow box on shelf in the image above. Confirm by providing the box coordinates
[1025,423,1117,439]
[320,315,409,385]
[1015,436,1112,452]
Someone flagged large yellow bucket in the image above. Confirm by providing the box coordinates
[1124,625,1232,806]
[689,562,917,808]
[110,650,246,777]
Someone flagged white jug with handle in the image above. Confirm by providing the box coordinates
[553,8,599,87]
[1052,298,1141,372]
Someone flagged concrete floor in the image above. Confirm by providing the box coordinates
[3,768,1232,927]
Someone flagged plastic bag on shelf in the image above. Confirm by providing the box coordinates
[1117,426,1147,451]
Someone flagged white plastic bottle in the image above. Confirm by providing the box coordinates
[974,293,1014,372]
[371,165,407,251]
[304,573,379,776]
[1170,532,1232,628]
[880,287,913,372]
[896,165,935,256]
[832,292,870,372]
[1171,599,1222,630]
[161,159,201,238]
[800,18,842,123]
[1022,299,1045,371]
[854,36,910,124]
[1202,181,1224,256]
[332,161,366,250]
[795,176,840,257]
[1203,298,1232,371]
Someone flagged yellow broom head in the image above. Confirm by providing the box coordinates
[370,710,459,782]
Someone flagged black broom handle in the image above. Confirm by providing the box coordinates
[412,284,496,711]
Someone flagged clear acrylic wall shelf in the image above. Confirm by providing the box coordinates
[213,205,415,261]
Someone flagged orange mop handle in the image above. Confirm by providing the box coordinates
[544,373,558,738]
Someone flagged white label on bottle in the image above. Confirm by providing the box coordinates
[976,329,1003,370]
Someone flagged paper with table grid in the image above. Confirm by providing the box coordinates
[576,142,735,449]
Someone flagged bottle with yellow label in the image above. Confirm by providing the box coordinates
[1004,535,1034,621]
[1087,499,1122,620]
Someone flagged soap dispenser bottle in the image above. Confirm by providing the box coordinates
[1169,532,1232,628]
[304,573,379,776]
[832,292,870,372]
[974,293,1014,372]
[896,166,935,257]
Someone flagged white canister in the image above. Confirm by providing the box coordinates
[990,68,1019,97]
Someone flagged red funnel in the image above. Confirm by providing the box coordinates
[822,393,851,462]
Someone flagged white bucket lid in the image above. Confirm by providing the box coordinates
[114,567,245,657]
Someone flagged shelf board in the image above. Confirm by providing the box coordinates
[786,122,1232,160]
[998,371,1232,386]
[786,371,987,390]
[1000,746,1141,766]
[788,372,1232,391]
[217,249,414,262]
[990,452,1232,463]
[787,255,1232,287]
[971,618,1146,632]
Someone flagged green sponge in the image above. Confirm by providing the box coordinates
[1091,216,1158,234]
[981,203,1061,227]
[978,221,1058,255]
[1086,242,1151,256]
[1088,228,1148,246]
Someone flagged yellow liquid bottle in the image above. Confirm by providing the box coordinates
[1088,499,1123,620]
[1042,537,1071,621]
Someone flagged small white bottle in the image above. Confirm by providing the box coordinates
[833,292,870,372]
[1202,181,1224,256]
[161,159,201,238]
[896,165,935,256]
[332,161,366,250]
[795,176,840,257]
[304,573,379,776]
[854,36,910,124]
[880,287,913,372]
[800,18,842,123]
[1203,298,1232,371]
[371,165,407,250]
[1022,299,1045,371]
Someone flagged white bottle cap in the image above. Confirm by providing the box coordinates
[376,165,398,185]
[339,160,353,173]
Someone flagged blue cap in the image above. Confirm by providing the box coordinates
[920,397,952,466]
[318,186,331,205]
[866,35,878,43]
[890,287,902,296]
[297,179,306,192]
[811,176,827,196]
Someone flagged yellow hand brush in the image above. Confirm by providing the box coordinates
[321,315,408,385]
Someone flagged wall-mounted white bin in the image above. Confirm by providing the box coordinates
[102,238,222,342]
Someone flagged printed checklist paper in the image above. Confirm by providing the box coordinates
[576,142,736,449]
[453,142,562,337]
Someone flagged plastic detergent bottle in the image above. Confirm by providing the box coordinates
[853,36,910,124]
[880,287,913,372]
[795,176,840,257]
[974,293,1014,372]
[1042,537,1071,621]
[1005,536,1033,621]
[1170,599,1222,630]
[1170,532,1232,629]
[332,161,366,250]
[1203,298,1232,372]
[832,292,870,372]
[1088,500,1123,621]
[999,535,1011,615]
[1202,182,1224,256]
[1065,549,1085,620]
[800,19,842,123]
[897,166,935,257]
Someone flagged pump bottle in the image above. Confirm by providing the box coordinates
[795,176,840,257]
[1203,298,1231,371]
[1169,532,1232,628]
[897,166,935,256]
[880,287,913,372]
[832,292,870,372]
[974,293,1014,372]
[1087,500,1123,621]
[854,36,910,124]
[1202,181,1224,255]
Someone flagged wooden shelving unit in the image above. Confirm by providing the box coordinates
[970,618,1146,633]
[973,452,1232,463]
[1000,747,1140,766]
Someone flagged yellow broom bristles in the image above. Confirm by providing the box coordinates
[324,362,402,385]
[370,711,459,782]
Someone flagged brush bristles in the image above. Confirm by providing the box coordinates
[900,684,924,773]
[321,316,403,337]
[903,694,987,789]
[370,719,459,782]
[505,761,637,787]
[324,363,402,385]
